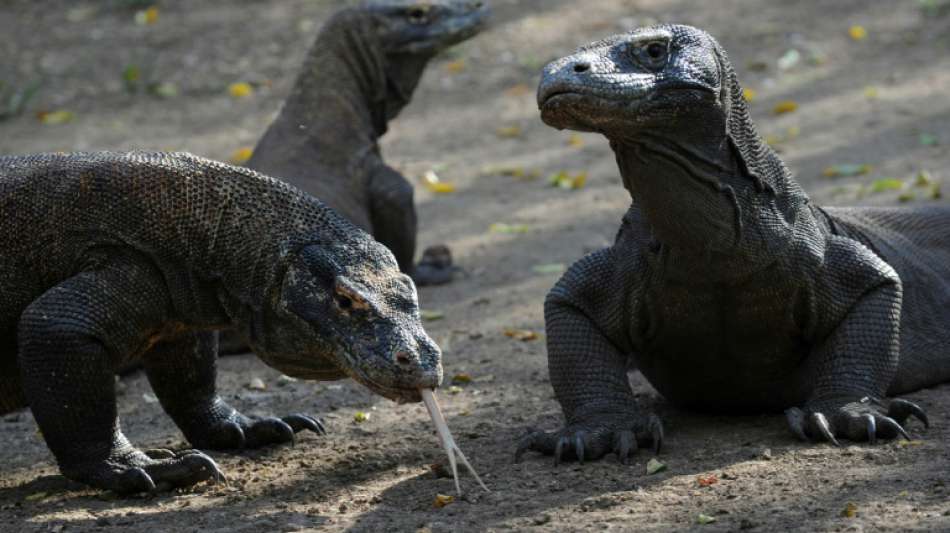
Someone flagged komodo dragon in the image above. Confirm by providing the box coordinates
[0,151,442,493]
[517,25,944,464]
[248,0,490,286]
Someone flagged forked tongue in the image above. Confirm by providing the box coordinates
[421,388,490,495]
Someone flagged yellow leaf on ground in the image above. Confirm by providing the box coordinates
[353,411,370,423]
[504,83,531,97]
[697,514,717,525]
[503,328,539,341]
[434,494,454,508]
[230,147,253,164]
[773,101,798,115]
[489,223,530,234]
[445,59,466,74]
[38,110,75,125]
[135,6,159,25]
[841,502,858,518]
[742,88,757,103]
[848,25,867,41]
[452,373,472,384]
[864,86,880,99]
[448,385,463,395]
[567,134,584,147]
[228,82,254,98]
[496,125,522,139]
[421,170,456,193]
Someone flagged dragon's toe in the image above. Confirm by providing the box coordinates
[786,396,927,445]
[514,412,662,465]
[62,449,224,495]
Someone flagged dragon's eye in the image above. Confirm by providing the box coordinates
[333,280,371,312]
[407,5,430,24]
[633,40,670,70]
[335,294,353,310]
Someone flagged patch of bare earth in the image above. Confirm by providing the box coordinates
[1,0,949,531]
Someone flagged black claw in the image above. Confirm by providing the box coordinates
[615,431,635,465]
[889,399,930,429]
[863,414,876,445]
[880,416,911,441]
[649,415,664,454]
[575,432,586,464]
[785,408,809,442]
[811,413,840,447]
[118,467,155,494]
[554,436,569,467]
[283,414,327,435]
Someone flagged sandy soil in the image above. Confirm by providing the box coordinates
[2,0,950,531]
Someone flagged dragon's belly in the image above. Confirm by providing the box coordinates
[636,281,810,412]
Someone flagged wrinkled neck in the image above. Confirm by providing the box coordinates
[611,130,803,282]
[258,20,389,174]
[613,132,743,254]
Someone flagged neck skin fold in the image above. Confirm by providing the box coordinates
[610,125,799,282]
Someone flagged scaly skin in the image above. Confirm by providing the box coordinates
[0,151,442,493]
[248,0,490,286]
[517,25,944,465]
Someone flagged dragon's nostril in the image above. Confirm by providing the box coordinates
[395,351,412,366]
[573,61,591,73]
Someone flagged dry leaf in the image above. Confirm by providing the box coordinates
[434,494,455,508]
[504,83,531,97]
[489,223,530,234]
[38,110,75,125]
[841,502,858,518]
[447,385,463,395]
[495,125,522,139]
[445,59,466,74]
[228,82,254,99]
[870,178,904,193]
[646,457,666,475]
[848,25,867,41]
[503,328,539,341]
[697,514,717,525]
[697,474,719,487]
[230,147,253,164]
[421,310,445,321]
[773,101,798,115]
[135,6,159,26]
[451,373,472,384]
[532,263,565,274]
[421,170,456,193]
[822,164,872,178]
[353,411,370,423]
[742,88,757,103]
[246,378,266,391]
[567,134,584,147]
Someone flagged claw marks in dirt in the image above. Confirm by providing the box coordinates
[785,396,929,447]
[514,414,664,466]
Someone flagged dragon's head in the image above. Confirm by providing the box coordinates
[252,238,442,404]
[537,24,730,141]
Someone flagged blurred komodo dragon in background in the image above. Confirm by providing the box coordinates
[249,0,490,286]
[0,151,442,493]
[517,25,945,464]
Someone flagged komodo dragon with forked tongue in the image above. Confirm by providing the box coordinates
[248,0,490,286]
[517,24,945,465]
[0,151,442,493]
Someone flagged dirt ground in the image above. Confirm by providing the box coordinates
[2,0,950,531]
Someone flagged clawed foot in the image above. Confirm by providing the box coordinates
[189,410,327,450]
[515,413,663,465]
[786,397,929,446]
[412,245,459,286]
[63,448,225,495]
